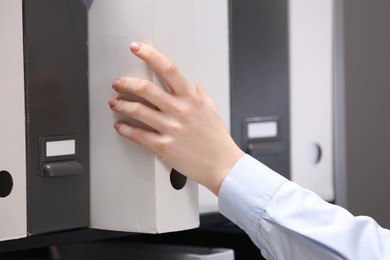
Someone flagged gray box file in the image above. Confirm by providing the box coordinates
[230,0,290,179]
[23,0,90,235]
[229,0,336,201]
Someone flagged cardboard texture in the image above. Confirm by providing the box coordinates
[0,0,27,241]
[289,0,335,200]
[89,0,199,233]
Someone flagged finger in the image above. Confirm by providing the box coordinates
[109,97,167,132]
[129,42,192,96]
[114,121,161,153]
[112,77,174,112]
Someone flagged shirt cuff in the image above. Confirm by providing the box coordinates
[218,154,287,243]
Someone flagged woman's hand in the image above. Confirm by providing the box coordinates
[108,42,244,195]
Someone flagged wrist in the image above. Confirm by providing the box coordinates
[209,149,245,196]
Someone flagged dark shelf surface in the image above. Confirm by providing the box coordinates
[0,213,264,259]
[0,213,229,254]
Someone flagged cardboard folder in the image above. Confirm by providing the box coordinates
[0,0,200,242]
[88,0,199,233]
[289,0,335,201]
[0,0,27,241]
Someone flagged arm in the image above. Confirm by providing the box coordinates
[109,42,390,259]
[220,154,390,259]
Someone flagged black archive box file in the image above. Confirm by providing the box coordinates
[229,0,290,178]
[2,0,199,240]
[23,0,90,235]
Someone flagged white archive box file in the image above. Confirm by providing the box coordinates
[0,0,27,242]
[195,0,230,214]
[88,0,199,233]
[289,0,335,201]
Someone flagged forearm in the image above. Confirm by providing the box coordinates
[219,154,390,259]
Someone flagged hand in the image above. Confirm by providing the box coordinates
[108,42,244,195]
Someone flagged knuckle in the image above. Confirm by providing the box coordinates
[161,61,177,75]
[192,93,211,112]
[128,103,142,116]
[192,93,204,106]
[134,80,151,95]
[155,137,170,154]
[168,122,183,134]
[173,103,190,116]
[129,128,142,140]
[123,126,144,143]
[171,103,193,125]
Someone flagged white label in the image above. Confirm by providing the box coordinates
[248,121,278,139]
[46,140,76,157]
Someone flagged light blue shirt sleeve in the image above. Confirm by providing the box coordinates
[218,154,390,260]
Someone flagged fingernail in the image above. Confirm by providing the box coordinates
[112,80,120,91]
[114,122,121,130]
[109,97,118,107]
[130,42,142,53]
